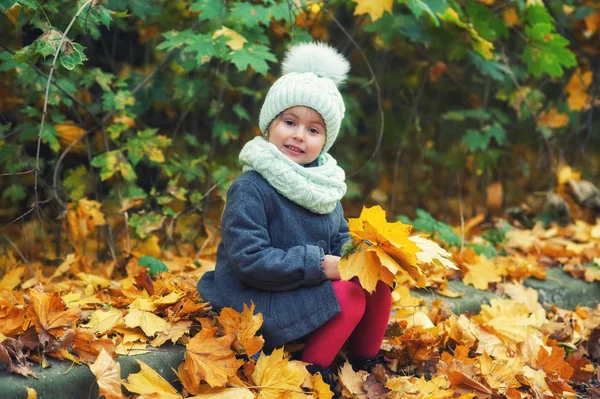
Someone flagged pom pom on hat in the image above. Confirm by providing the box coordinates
[259,42,350,154]
[281,42,349,86]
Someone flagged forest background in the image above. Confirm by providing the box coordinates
[0,0,599,272]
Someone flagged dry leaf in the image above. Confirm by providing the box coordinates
[122,359,182,399]
[80,308,123,335]
[352,0,392,21]
[217,302,264,357]
[462,257,503,290]
[89,348,124,399]
[26,289,81,338]
[124,309,170,337]
[252,347,308,399]
[537,107,569,129]
[0,266,24,290]
[182,327,244,389]
[337,361,367,398]
[25,387,37,399]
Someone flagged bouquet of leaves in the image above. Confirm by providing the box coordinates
[339,206,458,292]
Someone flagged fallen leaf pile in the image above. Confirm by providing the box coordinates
[1,200,600,397]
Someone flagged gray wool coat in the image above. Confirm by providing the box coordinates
[197,170,350,349]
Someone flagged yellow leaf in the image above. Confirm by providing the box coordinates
[25,387,37,399]
[395,309,435,329]
[503,8,520,26]
[463,257,503,290]
[122,360,182,399]
[565,69,593,111]
[89,348,124,399]
[477,298,542,344]
[149,320,192,347]
[0,266,24,289]
[66,198,107,241]
[537,107,569,129]
[188,388,255,398]
[183,328,244,389]
[80,308,123,334]
[217,303,264,357]
[339,243,385,293]
[352,0,392,21]
[252,347,308,399]
[409,236,458,270]
[478,352,522,394]
[212,26,247,50]
[312,372,334,399]
[124,309,171,337]
[521,366,550,393]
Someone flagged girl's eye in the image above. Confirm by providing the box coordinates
[309,128,320,134]
[284,120,295,126]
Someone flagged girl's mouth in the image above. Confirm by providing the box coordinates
[284,145,304,155]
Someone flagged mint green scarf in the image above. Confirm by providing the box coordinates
[239,137,346,214]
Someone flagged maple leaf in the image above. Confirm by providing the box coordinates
[212,26,247,50]
[436,359,493,397]
[0,299,26,336]
[476,298,544,345]
[66,198,107,242]
[71,328,116,363]
[462,257,503,290]
[124,309,171,337]
[565,68,593,111]
[337,361,368,398]
[537,347,573,380]
[25,387,37,399]
[478,352,522,394]
[409,236,458,270]
[182,327,244,389]
[122,359,182,399]
[80,308,123,335]
[312,372,334,399]
[537,107,569,129]
[252,347,308,399]
[352,0,392,21]
[89,348,124,399]
[217,302,264,357]
[149,320,192,347]
[186,387,255,398]
[26,289,81,338]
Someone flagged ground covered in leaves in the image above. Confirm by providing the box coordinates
[1,207,600,399]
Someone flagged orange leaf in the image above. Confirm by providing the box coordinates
[537,347,574,380]
[89,348,124,399]
[503,8,520,26]
[217,303,264,357]
[182,327,243,388]
[26,289,81,338]
[537,107,569,129]
[462,257,503,290]
[429,62,447,82]
[565,69,593,111]
[252,347,309,399]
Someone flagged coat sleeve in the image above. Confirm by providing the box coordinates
[331,202,351,257]
[221,180,325,292]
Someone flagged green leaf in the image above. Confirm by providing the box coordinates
[91,150,137,181]
[523,23,576,78]
[102,89,135,111]
[60,42,88,70]
[442,108,491,121]
[230,2,270,28]
[469,51,510,81]
[157,29,197,51]
[63,165,88,200]
[461,129,488,152]
[92,68,114,91]
[41,125,60,152]
[2,184,26,203]
[233,104,250,121]
[404,0,439,26]
[129,213,165,240]
[212,120,239,145]
[190,0,225,21]
[466,0,508,41]
[228,44,276,75]
[486,122,506,146]
[266,1,290,21]
[126,128,171,166]
[400,208,461,247]
[526,4,553,26]
[138,255,169,278]
[0,0,37,11]
[0,50,23,72]
[184,33,219,64]
[12,43,38,64]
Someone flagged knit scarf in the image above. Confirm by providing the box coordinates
[239,136,347,214]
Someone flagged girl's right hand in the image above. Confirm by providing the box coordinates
[322,255,341,280]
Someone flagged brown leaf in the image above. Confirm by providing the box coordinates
[26,289,81,338]
[217,302,264,357]
[364,373,390,399]
[537,346,573,380]
[337,361,368,398]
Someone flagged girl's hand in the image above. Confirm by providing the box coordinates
[322,255,341,280]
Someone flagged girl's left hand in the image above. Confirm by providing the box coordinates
[322,255,341,280]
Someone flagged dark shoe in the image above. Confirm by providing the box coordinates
[348,354,387,372]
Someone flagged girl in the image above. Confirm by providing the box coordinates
[198,42,392,373]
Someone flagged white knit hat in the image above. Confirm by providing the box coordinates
[259,42,350,154]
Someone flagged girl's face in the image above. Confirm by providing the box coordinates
[267,106,326,165]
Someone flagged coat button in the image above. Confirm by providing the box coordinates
[316,240,327,250]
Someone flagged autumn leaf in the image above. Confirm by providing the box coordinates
[188,388,255,398]
[66,198,107,242]
[26,289,81,338]
[352,0,392,21]
[312,372,334,399]
[462,256,504,290]
[252,347,308,399]
[478,352,522,394]
[24,387,37,399]
[337,361,368,398]
[0,266,24,290]
[182,327,244,389]
[212,26,247,50]
[80,308,123,335]
[124,309,171,337]
[89,348,124,399]
[537,346,573,380]
[217,302,264,357]
[537,107,569,129]
[565,68,593,111]
[122,359,182,399]
[409,235,458,270]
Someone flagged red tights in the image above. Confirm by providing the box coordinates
[300,279,392,367]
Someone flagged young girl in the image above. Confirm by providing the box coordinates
[197,42,392,372]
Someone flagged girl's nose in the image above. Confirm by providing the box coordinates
[292,128,303,141]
